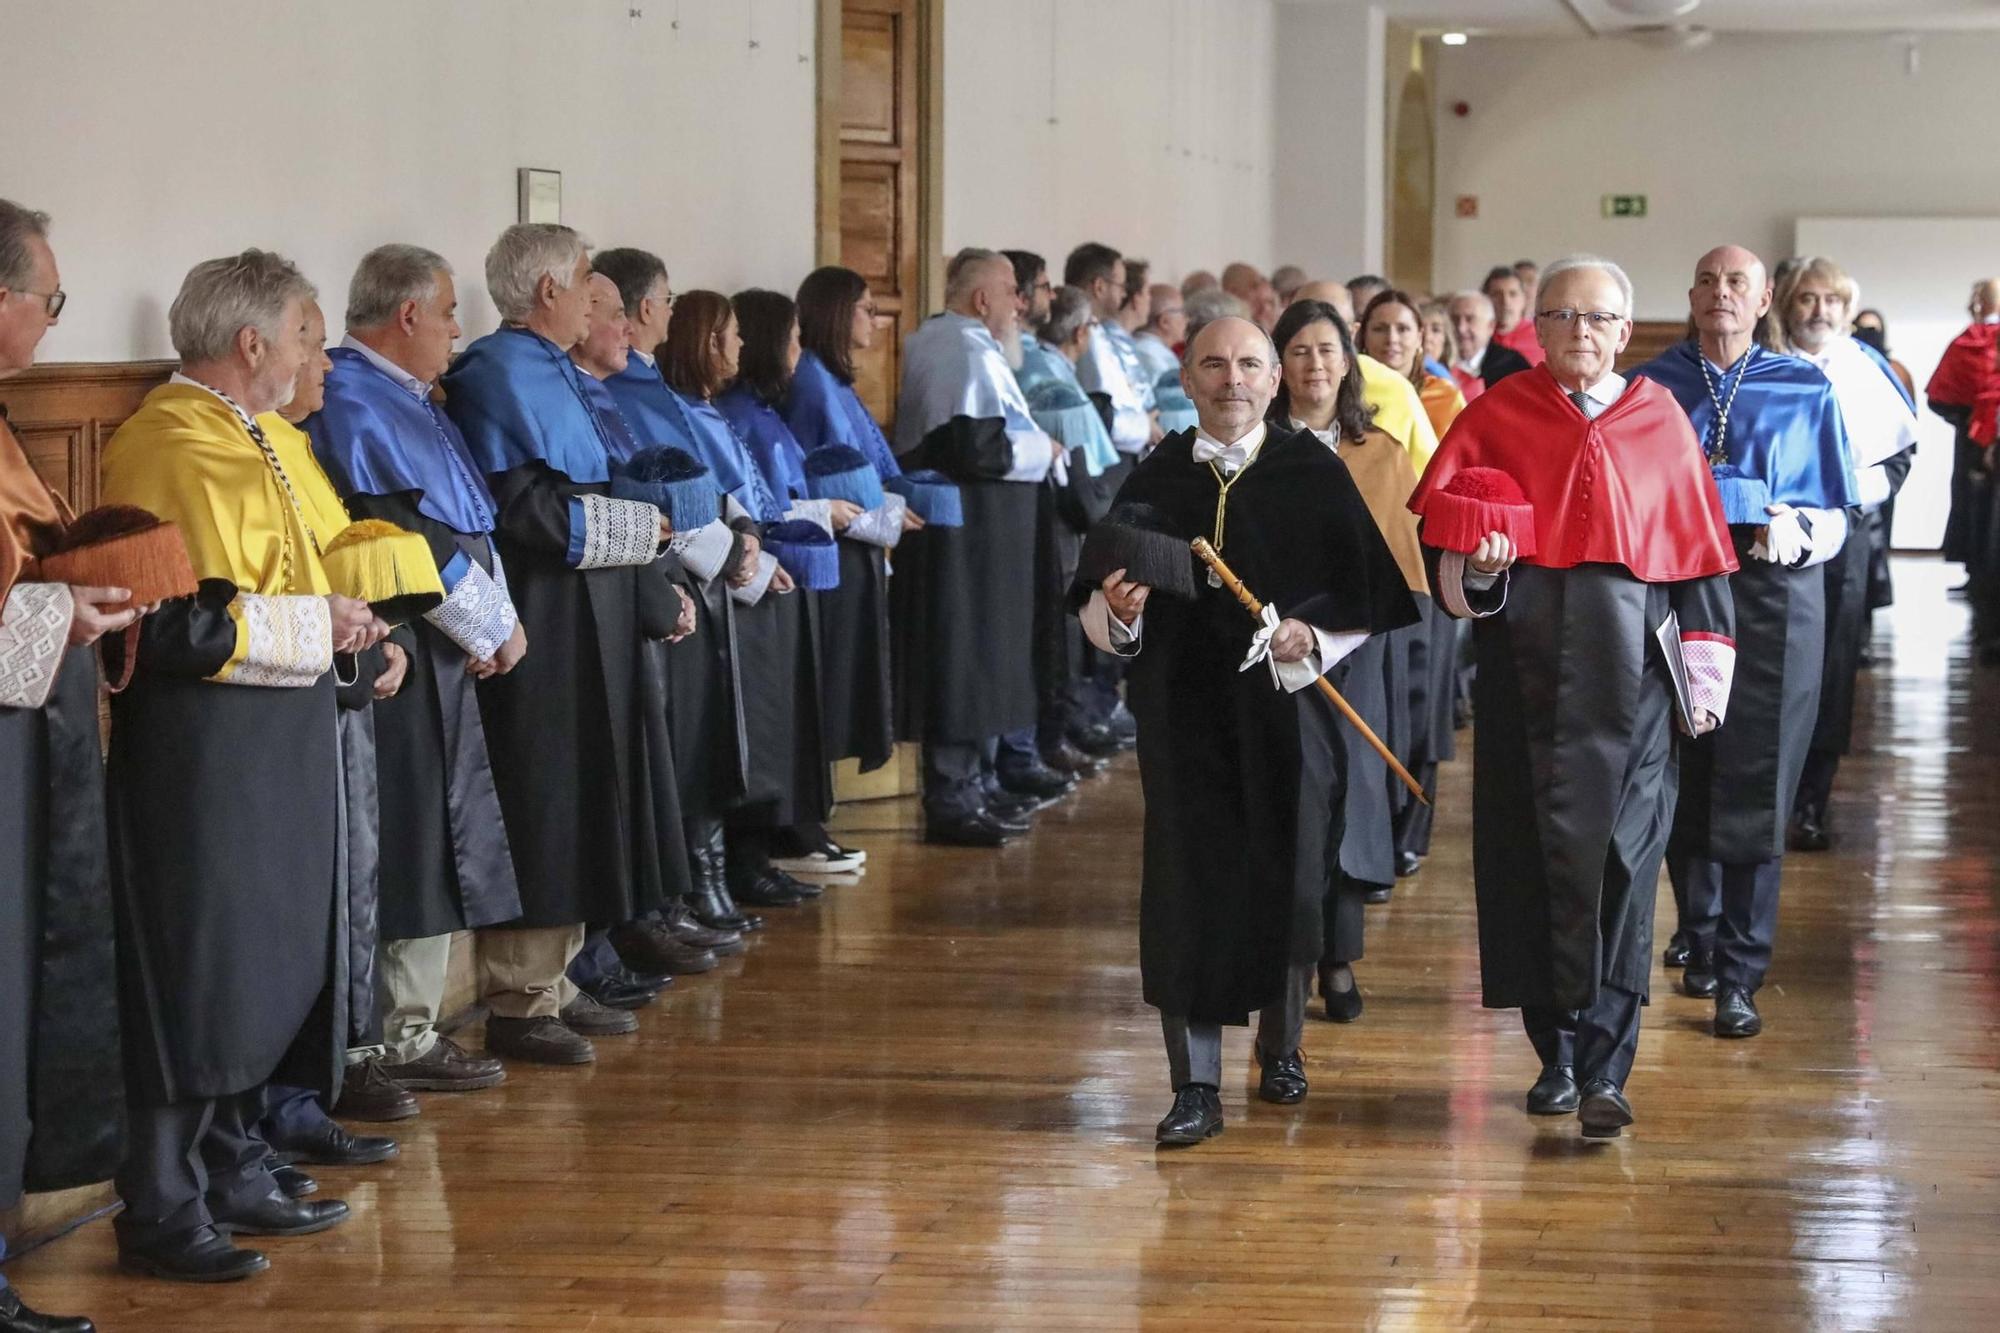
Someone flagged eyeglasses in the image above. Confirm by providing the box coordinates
[1536,308,1624,329]
[9,288,65,318]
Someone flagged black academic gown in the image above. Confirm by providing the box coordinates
[664,545,749,820]
[105,583,343,1104]
[1394,597,1457,858]
[1,642,123,1205]
[891,417,1039,745]
[1811,451,1912,759]
[817,536,895,771]
[1085,427,1418,1025]
[475,465,671,928]
[730,576,832,826]
[1669,538,1822,867]
[341,492,522,941]
[1454,559,1733,1008]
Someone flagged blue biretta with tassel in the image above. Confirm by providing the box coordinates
[803,445,885,510]
[886,469,963,527]
[611,445,722,535]
[762,519,842,590]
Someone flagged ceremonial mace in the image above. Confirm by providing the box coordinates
[1190,537,1429,807]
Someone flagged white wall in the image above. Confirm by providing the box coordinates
[942,0,1277,288]
[7,0,819,362]
[1271,1,1385,284]
[1430,31,2000,317]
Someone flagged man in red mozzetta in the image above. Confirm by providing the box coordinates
[1928,278,1999,584]
[1410,254,1738,1141]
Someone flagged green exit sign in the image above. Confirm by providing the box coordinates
[1602,194,1648,219]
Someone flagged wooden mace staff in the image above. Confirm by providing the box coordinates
[1190,537,1430,807]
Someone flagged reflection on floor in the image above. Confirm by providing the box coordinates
[11,557,1997,1330]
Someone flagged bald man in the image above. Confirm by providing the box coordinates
[1075,317,1417,1146]
[1635,244,1856,1042]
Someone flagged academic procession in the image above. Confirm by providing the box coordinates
[4,1,1999,1328]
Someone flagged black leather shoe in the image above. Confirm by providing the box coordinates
[1681,949,1718,999]
[1526,1064,1580,1115]
[997,760,1075,801]
[732,868,807,907]
[1789,806,1830,852]
[1663,933,1691,969]
[1105,701,1139,745]
[1043,739,1108,777]
[117,1224,267,1283]
[1715,985,1763,1038]
[1578,1078,1634,1139]
[270,1161,317,1200]
[661,899,745,955]
[580,966,667,1011]
[1255,1045,1308,1104]
[1318,962,1363,1023]
[1363,884,1392,905]
[768,866,825,899]
[984,789,1047,821]
[1154,1084,1224,1146]
[1395,850,1421,878]
[268,1117,398,1167]
[0,1285,96,1332]
[211,1190,351,1237]
[1069,722,1123,758]
[926,810,1016,847]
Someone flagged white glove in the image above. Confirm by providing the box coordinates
[1751,504,1806,566]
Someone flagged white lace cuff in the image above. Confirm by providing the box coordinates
[843,494,907,549]
[786,497,835,536]
[575,494,662,570]
[1682,632,1737,726]
[218,593,333,687]
[0,581,76,709]
[426,560,517,661]
[669,519,736,583]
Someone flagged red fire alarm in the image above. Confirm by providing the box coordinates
[1455,195,1479,219]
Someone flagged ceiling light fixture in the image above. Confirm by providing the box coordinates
[1625,22,1714,52]
[1602,0,1701,19]
[1441,31,1468,46]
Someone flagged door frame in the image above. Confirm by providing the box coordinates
[814,0,944,318]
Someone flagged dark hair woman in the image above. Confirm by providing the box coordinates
[1267,296,1431,1022]
[1360,288,1466,442]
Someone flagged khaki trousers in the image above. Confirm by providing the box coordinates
[477,923,583,1020]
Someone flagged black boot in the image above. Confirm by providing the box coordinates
[686,818,763,933]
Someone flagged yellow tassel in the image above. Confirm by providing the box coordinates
[319,520,446,623]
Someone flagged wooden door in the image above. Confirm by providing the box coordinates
[830,0,930,424]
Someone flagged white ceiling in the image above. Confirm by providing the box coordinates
[1347,0,2000,35]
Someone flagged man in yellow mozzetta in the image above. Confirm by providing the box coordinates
[97,250,425,1284]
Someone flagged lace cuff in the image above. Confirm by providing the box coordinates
[426,559,517,661]
[843,494,907,549]
[217,593,333,687]
[1682,632,1737,726]
[786,497,835,536]
[571,494,661,570]
[669,519,736,583]
[0,581,76,709]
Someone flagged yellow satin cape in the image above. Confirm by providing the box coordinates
[1358,354,1439,475]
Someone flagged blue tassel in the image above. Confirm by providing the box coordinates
[803,445,885,509]
[1155,379,1199,435]
[611,446,721,534]
[762,518,842,590]
[886,469,964,526]
[1710,466,1773,526]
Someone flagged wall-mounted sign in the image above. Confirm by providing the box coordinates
[518,168,562,224]
[1602,194,1648,219]
[1455,195,1479,219]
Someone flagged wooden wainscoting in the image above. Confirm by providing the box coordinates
[1621,319,1688,371]
[2,361,175,509]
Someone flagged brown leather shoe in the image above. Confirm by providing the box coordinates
[609,919,719,975]
[330,1058,419,1122]
[485,1015,595,1065]
[377,1034,506,1092]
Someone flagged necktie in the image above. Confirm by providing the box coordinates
[1569,389,1591,416]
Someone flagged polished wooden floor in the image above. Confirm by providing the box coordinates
[12,558,1999,1330]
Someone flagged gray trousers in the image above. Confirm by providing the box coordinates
[1160,961,1313,1091]
[1674,856,1784,992]
[114,1089,277,1247]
